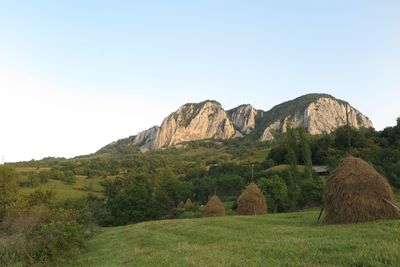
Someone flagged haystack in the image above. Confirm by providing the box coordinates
[237,183,267,215]
[322,156,400,224]
[184,198,193,209]
[203,195,225,217]
[177,201,185,209]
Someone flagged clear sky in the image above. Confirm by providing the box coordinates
[1,1,399,162]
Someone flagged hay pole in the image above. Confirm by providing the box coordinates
[346,103,351,152]
[317,207,324,222]
[251,164,254,182]
[382,198,400,214]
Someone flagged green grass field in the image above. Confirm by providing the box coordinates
[18,175,107,200]
[76,210,400,267]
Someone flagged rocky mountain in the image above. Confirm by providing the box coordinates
[227,104,263,135]
[131,100,236,150]
[258,94,373,141]
[100,94,373,152]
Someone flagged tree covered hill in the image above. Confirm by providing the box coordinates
[8,117,400,210]
[3,117,399,265]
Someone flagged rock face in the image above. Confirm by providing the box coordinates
[228,105,260,135]
[102,94,373,152]
[133,100,236,149]
[259,96,373,141]
[131,126,160,150]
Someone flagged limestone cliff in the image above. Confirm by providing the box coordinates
[259,95,373,141]
[228,105,261,135]
[134,100,236,149]
[131,126,160,150]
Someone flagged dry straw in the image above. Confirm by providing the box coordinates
[237,183,267,215]
[203,195,225,217]
[177,201,185,209]
[322,156,400,224]
[184,198,193,209]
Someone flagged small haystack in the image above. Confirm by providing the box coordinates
[203,195,225,217]
[177,201,185,209]
[237,183,267,215]
[322,156,400,224]
[184,198,193,209]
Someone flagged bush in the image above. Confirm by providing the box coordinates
[0,190,90,266]
[257,175,290,212]
[0,165,17,219]
[31,219,86,264]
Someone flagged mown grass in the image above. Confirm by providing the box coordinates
[76,210,400,267]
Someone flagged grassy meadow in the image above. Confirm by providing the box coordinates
[76,210,400,267]
[15,167,108,200]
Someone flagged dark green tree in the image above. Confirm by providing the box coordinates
[105,175,154,225]
[298,126,313,179]
[299,178,325,207]
[215,174,245,198]
[160,175,193,204]
[285,124,300,205]
[0,165,18,219]
[257,175,289,212]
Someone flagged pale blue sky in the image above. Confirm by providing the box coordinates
[1,1,399,162]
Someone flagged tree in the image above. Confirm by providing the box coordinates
[160,171,192,204]
[286,124,298,171]
[104,174,176,226]
[299,126,312,179]
[191,177,216,203]
[0,165,18,219]
[299,178,325,207]
[215,174,245,198]
[105,175,154,225]
[257,175,289,212]
[285,124,300,205]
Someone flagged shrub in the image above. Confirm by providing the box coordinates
[0,165,17,219]
[0,190,90,265]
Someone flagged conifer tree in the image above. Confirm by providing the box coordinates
[299,126,312,179]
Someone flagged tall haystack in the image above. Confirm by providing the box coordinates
[237,183,267,215]
[322,156,400,224]
[203,195,225,217]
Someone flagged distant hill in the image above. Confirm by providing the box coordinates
[99,93,372,153]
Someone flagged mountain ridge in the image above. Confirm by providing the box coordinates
[98,93,373,153]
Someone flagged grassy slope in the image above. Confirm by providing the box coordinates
[76,210,400,267]
[19,177,105,200]
[16,167,107,200]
